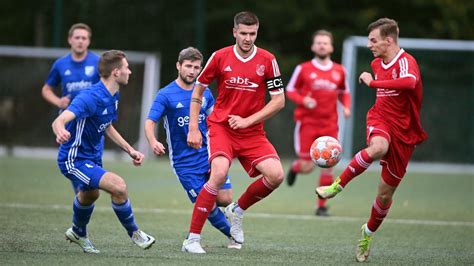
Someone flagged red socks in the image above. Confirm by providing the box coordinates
[318,172,333,208]
[339,149,373,187]
[189,183,217,234]
[237,177,275,210]
[367,197,392,232]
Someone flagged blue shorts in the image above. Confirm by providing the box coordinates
[58,160,107,192]
[176,171,232,203]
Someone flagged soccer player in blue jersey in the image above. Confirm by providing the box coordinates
[42,23,100,109]
[144,47,240,252]
[52,50,155,253]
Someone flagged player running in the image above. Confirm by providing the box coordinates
[144,47,241,250]
[52,50,155,253]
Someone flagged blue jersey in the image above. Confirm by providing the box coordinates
[148,81,214,173]
[58,81,119,165]
[46,52,100,100]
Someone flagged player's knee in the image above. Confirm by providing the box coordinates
[111,180,128,199]
[377,192,393,205]
[265,168,284,187]
[368,139,389,159]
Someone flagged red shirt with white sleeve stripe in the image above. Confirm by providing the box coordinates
[367,49,427,145]
[197,45,283,135]
[286,59,350,129]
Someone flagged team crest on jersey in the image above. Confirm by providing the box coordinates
[256,64,265,76]
[392,69,398,79]
[310,72,317,79]
[331,70,341,81]
[85,66,95,77]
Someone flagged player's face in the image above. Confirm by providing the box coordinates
[115,58,132,86]
[68,29,90,55]
[177,60,202,85]
[311,35,333,59]
[233,24,258,55]
[367,29,389,58]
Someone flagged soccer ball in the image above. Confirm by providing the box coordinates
[310,136,343,168]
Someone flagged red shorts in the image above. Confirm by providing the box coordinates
[294,121,338,160]
[366,121,415,187]
[207,122,280,177]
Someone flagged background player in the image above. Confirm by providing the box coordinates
[286,29,351,216]
[144,47,240,250]
[52,50,155,253]
[184,11,285,254]
[316,18,427,262]
[42,23,100,110]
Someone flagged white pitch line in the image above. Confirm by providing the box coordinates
[1,202,473,227]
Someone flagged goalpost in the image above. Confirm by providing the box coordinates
[340,37,474,170]
[0,45,160,158]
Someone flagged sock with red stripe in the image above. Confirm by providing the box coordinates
[237,177,275,210]
[339,149,373,187]
[317,172,333,208]
[189,183,217,234]
[367,197,392,232]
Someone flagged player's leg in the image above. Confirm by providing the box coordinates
[287,121,315,186]
[99,171,155,249]
[356,140,414,262]
[215,185,241,249]
[315,167,333,216]
[316,126,390,199]
[183,156,230,253]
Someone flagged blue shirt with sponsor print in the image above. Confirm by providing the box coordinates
[147,81,214,173]
[57,81,119,165]
[46,52,100,100]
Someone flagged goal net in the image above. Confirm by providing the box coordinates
[0,46,160,158]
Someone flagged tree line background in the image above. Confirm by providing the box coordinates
[1,0,473,162]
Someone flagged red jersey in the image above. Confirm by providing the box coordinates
[367,49,427,145]
[197,45,283,135]
[286,59,350,128]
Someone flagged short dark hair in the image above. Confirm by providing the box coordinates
[178,47,203,64]
[312,29,333,44]
[367,18,399,42]
[68,23,92,38]
[234,11,259,27]
[99,50,126,78]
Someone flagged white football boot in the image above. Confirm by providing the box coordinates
[131,230,155,249]
[224,202,244,244]
[182,237,206,254]
[65,227,100,254]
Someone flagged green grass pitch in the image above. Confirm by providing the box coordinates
[1,157,473,265]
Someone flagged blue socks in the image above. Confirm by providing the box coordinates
[112,199,139,237]
[207,207,231,237]
[72,197,94,237]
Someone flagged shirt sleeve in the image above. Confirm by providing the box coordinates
[204,88,215,115]
[338,67,351,109]
[67,93,97,119]
[147,91,168,122]
[45,61,61,87]
[266,56,284,95]
[285,65,305,105]
[196,52,218,87]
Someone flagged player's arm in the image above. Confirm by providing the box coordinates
[359,72,416,90]
[144,119,166,156]
[106,125,144,166]
[338,69,351,118]
[42,84,70,109]
[51,110,76,144]
[187,83,206,149]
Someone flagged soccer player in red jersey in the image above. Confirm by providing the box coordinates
[316,18,427,262]
[183,11,285,253]
[286,30,351,216]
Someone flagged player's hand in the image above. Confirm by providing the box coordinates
[302,93,316,109]
[228,115,251,130]
[150,139,166,156]
[343,107,351,118]
[57,96,71,109]
[129,150,145,166]
[187,129,202,149]
[359,72,373,86]
[55,128,71,144]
